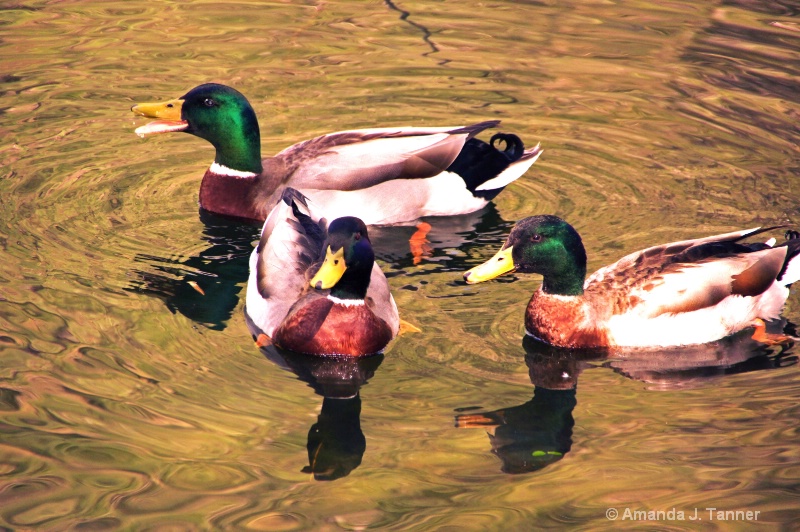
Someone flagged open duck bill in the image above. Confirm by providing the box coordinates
[131,99,188,136]
[310,246,347,290]
[464,246,515,284]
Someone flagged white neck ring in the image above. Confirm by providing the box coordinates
[209,162,258,179]
[327,295,365,307]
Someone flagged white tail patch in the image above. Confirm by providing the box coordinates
[475,145,542,191]
[781,252,800,286]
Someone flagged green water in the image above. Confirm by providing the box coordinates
[1,0,799,529]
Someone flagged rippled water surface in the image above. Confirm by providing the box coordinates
[2,0,800,529]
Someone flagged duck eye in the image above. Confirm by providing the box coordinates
[530,234,542,243]
[354,232,361,241]
[203,98,215,107]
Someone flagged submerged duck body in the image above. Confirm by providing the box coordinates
[246,188,399,356]
[132,83,542,225]
[465,216,800,348]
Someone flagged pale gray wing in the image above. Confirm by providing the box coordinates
[585,226,768,288]
[584,227,787,318]
[276,122,500,191]
[246,189,326,336]
[366,263,400,336]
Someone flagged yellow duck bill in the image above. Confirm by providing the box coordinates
[131,99,188,136]
[310,246,347,289]
[463,246,515,284]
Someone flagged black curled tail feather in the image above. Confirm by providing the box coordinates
[446,132,526,197]
[490,133,524,162]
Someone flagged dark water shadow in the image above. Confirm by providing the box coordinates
[125,211,261,330]
[245,313,384,481]
[383,0,449,65]
[457,324,796,474]
[125,206,511,329]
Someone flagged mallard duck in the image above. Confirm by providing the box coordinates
[131,83,542,225]
[245,188,399,356]
[464,215,800,348]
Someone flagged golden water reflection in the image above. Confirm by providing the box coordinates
[1,0,799,528]
[457,328,795,475]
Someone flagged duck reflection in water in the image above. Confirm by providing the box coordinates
[457,325,795,474]
[248,313,383,481]
[602,318,796,390]
[127,206,510,330]
[456,338,589,474]
[126,211,261,330]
